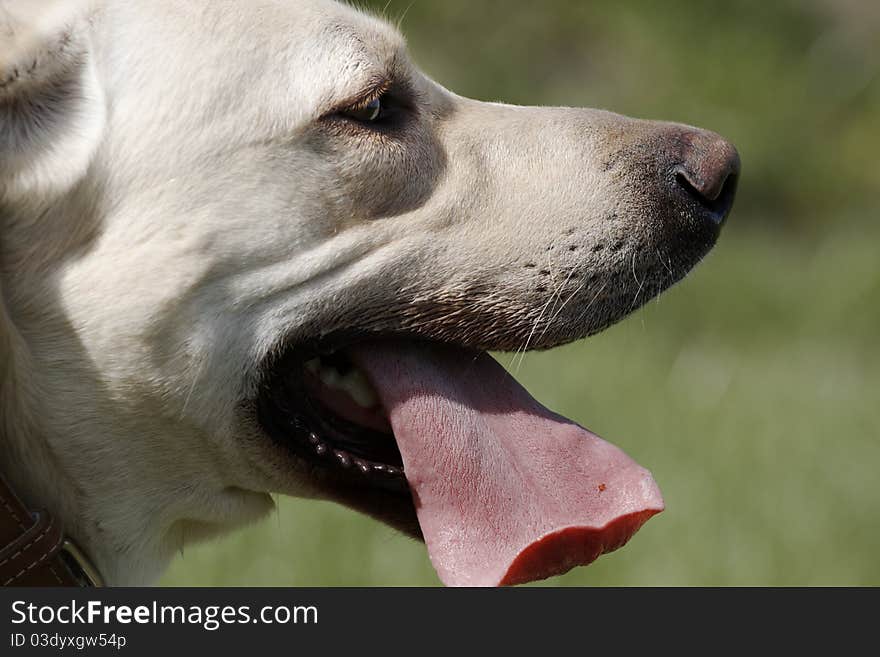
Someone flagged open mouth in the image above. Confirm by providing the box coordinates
[257,344,409,492]
[257,337,664,586]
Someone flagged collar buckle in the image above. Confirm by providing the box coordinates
[60,539,105,587]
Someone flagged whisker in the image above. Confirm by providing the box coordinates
[514,250,571,372]
[657,249,674,277]
[535,267,581,345]
[572,281,608,328]
[510,291,555,373]
[629,252,646,310]
[396,0,418,30]
[509,251,561,372]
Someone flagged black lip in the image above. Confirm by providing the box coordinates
[255,343,409,496]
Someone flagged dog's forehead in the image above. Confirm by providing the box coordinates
[256,3,408,136]
[292,4,407,110]
[224,0,407,110]
[102,0,407,128]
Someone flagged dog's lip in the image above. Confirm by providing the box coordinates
[326,478,422,540]
[255,336,424,539]
[255,340,410,495]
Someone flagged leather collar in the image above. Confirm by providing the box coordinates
[0,475,103,587]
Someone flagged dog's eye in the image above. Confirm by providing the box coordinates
[340,97,383,123]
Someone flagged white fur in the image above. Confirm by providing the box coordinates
[1,0,712,584]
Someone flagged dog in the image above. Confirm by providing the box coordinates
[0,0,739,586]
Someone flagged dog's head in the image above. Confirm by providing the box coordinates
[0,0,738,584]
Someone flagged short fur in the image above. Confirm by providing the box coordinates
[1,0,723,584]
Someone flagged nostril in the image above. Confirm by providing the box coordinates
[675,164,723,202]
[674,136,741,225]
[675,168,739,224]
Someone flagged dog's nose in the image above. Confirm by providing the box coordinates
[671,131,740,226]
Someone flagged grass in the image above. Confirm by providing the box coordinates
[161,223,880,586]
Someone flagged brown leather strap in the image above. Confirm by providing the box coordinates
[0,476,95,586]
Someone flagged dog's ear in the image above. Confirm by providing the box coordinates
[0,0,105,203]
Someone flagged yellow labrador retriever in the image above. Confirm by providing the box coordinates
[0,0,738,586]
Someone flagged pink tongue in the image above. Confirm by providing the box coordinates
[349,341,664,587]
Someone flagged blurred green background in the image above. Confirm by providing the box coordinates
[162,0,880,586]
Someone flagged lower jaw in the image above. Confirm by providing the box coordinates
[255,349,411,497]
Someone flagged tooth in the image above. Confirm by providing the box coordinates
[315,362,380,409]
[319,366,340,388]
[355,459,370,474]
[315,443,327,456]
[340,370,378,408]
[334,451,351,468]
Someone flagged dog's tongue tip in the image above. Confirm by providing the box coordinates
[496,509,662,586]
[349,341,664,587]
